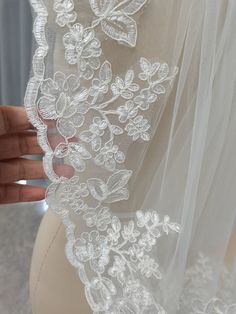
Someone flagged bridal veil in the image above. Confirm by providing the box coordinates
[25,0,236,313]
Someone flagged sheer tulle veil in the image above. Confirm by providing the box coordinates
[24,0,236,313]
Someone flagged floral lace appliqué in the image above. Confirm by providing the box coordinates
[55,0,149,47]
[26,0,180,313]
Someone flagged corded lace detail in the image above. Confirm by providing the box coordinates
[25,0,181,313]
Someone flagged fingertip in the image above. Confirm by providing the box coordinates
[22,185,46,202]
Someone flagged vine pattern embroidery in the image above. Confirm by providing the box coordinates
[30,0,180,313]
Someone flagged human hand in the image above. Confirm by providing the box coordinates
[0,106,46,204]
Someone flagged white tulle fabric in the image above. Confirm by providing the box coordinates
[25,0,236,313]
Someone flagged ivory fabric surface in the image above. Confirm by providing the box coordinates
[26,1,236,313]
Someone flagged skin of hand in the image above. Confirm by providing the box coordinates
[0,106,46,204]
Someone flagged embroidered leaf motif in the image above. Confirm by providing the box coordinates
[111,216,121,232]
[54,143,69,158]
[158,63,169,80]
[89,0,113,17]
[70,143,92,160]
[125,69,134,85]
[107,170,132,193]
[56,92,67,115]
[91,136,102,151]
[152,83,166,95]
[105,187,129,203]
[140,57,152,74]
[122,0,148,15]
[101,13,138,47]
[99,61,112,83]
[87,178,108,201]
[69,153,86,172]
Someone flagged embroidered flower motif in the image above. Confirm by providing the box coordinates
[58,176,89,194]
[136,210,181,251]
[80,117,108,152]
[90,117,107,136]
[46,176,89,214]
[74,183,89,198]
[94,143,125,171]
[54,0,77,27]
[54,142,92,172]
[134,87,158,110]
[121,221,140,243]
[117,100,138,123]
[37,72,88,138]
[64,178,89,212]
[70,199,88,213]
[137,255,162,279]
[90,77,109,97]
[117,279,165,313]
[125,115,151,141]
[139,58,177,96]
[63,23,102,79]
[124,279,153,304]
[139,58,162,80]
[108,255,126,284]
[83,207,111,231]
[89,61,113,102]
[139,231,157,251]
[74,230,110,273]
[128,243,144,262]
[87,170,132,204]
[107,217,121,245]
[111,70,139,99]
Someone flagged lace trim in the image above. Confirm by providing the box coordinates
[25,0,180,313]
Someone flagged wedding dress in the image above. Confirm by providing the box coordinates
[25,0,236,313]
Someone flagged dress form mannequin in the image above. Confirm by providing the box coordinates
[30,209,92,314]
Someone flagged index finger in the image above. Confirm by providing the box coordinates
[0,106,32,136]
